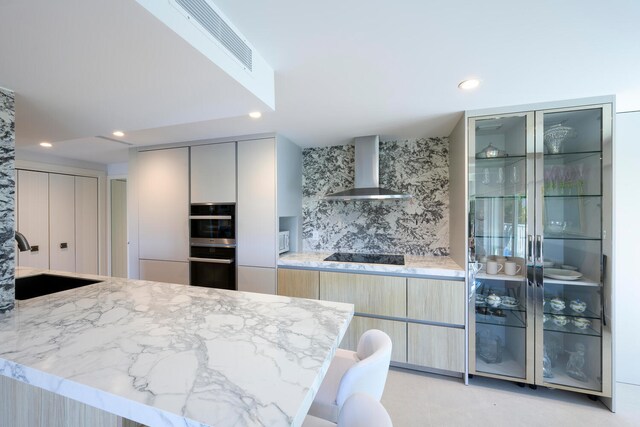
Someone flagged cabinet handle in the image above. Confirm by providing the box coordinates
[30,245,39,252]
[527,235,534,264]
[535,235,543,264]
[188,257,234,264]
[60,242,68,249]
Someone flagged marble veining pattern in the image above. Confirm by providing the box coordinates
[279,252,464,279]
[1,270,354,427]
[0,87,16,313]
[302,138,449,256]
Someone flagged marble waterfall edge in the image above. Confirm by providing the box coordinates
[302,137,449,256]
[0,87,15,313]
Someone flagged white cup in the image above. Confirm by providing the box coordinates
[505,261,522,276]
[486,261,504,275]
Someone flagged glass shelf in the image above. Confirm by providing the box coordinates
[543,236,602,241]
[543,322,601,338]
[475,272,526,283]
[476,195,526,199]
[476,309,526,328]
[544,306,600,320]
[544,194,601,198]
[543,277,601,287]
[543,150,602,158]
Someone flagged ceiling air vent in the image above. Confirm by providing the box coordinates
[174,0,253,71]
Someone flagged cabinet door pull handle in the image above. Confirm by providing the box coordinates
[527,235,534,264]
[535,235,543,264]
[60,242,68,249]
[30,245,39,252]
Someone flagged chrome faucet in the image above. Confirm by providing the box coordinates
[15,231,31,252]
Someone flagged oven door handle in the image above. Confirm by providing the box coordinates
[189,215,232,220]
[189,257,234,264]
[190,243,236,248]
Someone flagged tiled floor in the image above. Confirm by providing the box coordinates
[382,368,640,426]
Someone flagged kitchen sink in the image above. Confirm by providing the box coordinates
[15,274,102,300]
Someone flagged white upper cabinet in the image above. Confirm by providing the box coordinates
[49,173,76,272]
[237,138,276,268]
[17,170,49,269]
[138,148,189,262]
[190,142,236,203]
[75,176,98,274]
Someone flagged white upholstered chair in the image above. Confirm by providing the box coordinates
[303,393,393,427]
[307,329,392,423]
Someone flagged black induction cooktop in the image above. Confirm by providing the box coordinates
[324,252,405,265]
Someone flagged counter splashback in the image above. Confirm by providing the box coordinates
[302,137,449,256]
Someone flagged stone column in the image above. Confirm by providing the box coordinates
[0,87,16,313]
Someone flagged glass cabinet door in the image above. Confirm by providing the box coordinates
[469,113,533,381]
[535,106,608,392]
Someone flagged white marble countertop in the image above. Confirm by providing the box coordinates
[1,268,354,427]
[278,252,465,279]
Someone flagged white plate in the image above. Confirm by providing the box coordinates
[501,302,519,309]
[544,268,583,281]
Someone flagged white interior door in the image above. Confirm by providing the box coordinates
[75,176,98,274]
[17,170,49,269]
[110,179,128,278]
[49,173,75,272]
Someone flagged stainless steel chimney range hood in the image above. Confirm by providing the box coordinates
[325,136,412,201]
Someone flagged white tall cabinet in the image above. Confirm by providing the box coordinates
[237,138,277,294]
[16,169,99,274]
[137,148,189,285]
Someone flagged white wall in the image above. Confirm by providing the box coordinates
[615,111,640,385]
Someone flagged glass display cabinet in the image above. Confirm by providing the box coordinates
[467,101,613,404]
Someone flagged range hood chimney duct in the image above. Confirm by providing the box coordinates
[325,136,412,201]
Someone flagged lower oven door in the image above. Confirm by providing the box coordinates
[189,246,236,290]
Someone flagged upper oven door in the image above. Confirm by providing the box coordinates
[190,204,235,243]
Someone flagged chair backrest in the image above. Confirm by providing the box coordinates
[338,393,393,427]
[335,329,392,407]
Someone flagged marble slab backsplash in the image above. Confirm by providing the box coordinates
[0,87,16,312]
[302,137,449,256]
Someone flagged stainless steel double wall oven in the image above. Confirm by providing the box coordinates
[189,203,236,290]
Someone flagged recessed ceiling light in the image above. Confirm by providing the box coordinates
[249,111,262,119]
[39,142,52,148]
[112,131,125,137]
[458,79,481,90]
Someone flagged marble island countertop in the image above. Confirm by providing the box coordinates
[278,252,465,279]
[1,268,354,427]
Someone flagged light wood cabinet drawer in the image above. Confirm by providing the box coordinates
[408,323,464,372]
[407,278,465,325]
[340,316,407,364]
[319,272,406,317]
[277,268,319,299]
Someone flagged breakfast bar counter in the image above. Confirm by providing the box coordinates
[0,268,354,427]
[278,252,465,279]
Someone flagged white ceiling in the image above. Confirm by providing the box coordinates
[2,0,640,165]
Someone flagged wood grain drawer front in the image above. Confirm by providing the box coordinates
[408,324,464,372]
[407,278,465,325]
[320,272,406,317]
[340,316,407,363]
[277,269,319,299]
